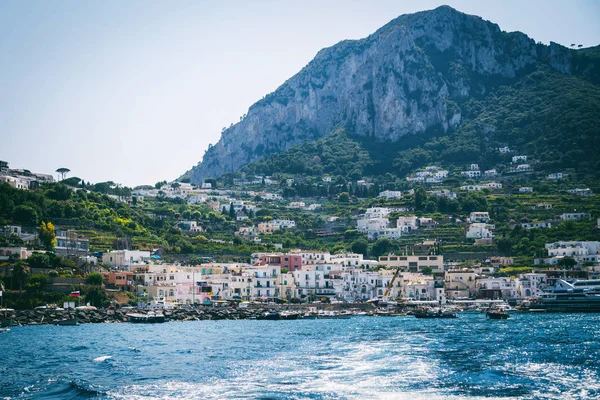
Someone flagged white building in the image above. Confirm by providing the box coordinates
[560,212,591,221]
[261,193,283,201]
[397,216,418,233]
[547,172,567,180]
[0,175,29,190]
[379,190,403,199]
[102,250,151,270]
[469,212,490,223]
[521,221,551,230]
[568,188,593,197]
[289,250,331,265]
[378,254,444,273]
[477,277,516,299]
[271,219,296,229]
[329,253,367,268]
[512,155,527,163]
[466,223,494,239]
[515,273,548,298]
[364,207,391,219]
[461,170,481,178]
[357,217,389,233]
[545,241,600,257]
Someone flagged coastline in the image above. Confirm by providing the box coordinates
[1,303,377,326]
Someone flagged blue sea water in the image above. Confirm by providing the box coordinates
[1,313,599,399]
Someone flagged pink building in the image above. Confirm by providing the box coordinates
[104,271,134,289]
[257,254,302,271]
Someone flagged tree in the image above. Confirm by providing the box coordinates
[39,221,56,251]
[371,238,395,258]
[27,253,51,271]
[414,186,427,211]
[56,168,70,181]
[338,192,350,202]
[13,205,38,226]
[85,286,106,308]
[11,261,29,300]
[86,272,104,286]
[351,239,368,256]
[557,257,577,269]
[229,203,236,219]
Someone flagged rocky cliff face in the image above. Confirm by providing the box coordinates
[184,6,576,183]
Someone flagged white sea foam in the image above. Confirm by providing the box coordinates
[93,355,113,362]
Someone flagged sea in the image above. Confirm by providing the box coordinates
[1,313,599,399]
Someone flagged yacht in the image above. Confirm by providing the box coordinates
[538,279,600,312]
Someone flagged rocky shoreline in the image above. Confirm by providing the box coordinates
[1,303,377,326]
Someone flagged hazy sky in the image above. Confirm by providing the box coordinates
[1,0,599,187]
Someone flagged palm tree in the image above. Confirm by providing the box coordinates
[56,168,70,181]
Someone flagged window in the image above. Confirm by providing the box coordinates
[419,257,427,261]
[169,275,174,280]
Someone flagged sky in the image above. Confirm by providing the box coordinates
[1,0,599,187]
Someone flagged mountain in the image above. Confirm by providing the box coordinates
[182,5,600,184]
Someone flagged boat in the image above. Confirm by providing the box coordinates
[279,312,300,320]
[317,310,352,319]
[126,311,166,323]
[56,316,79,326]
[414,307,457,319]
[486,308,509,320]
[0,308,14,327]
[537,279,600,312]
[256,312,281,320]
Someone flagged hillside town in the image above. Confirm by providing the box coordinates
[1,156,599,311]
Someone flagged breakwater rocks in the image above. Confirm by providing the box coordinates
[2,303,376,326]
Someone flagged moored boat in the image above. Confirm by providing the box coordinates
[279,312,300,320]
[486,308,509,320]
[126,311,166,323]
[56,316,79,326]
[414,308,457,319]
[256,312,280,320]
[317,310,352,319]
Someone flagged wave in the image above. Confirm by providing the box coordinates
[26,378,107,400]
[93,355,113,363]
